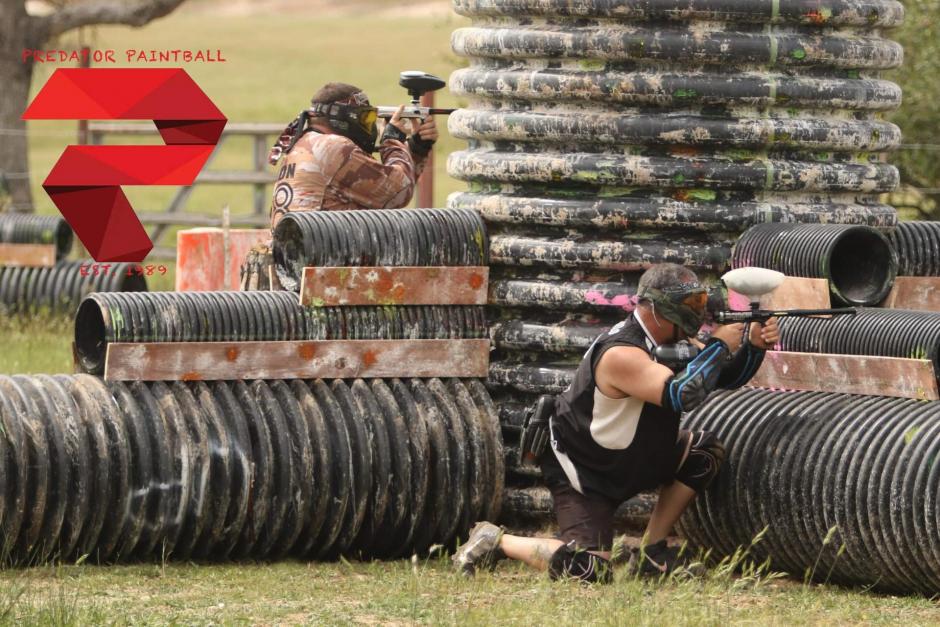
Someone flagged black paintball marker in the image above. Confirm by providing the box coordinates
[376,71,456,120]
[653,267,857,370]
[713,266,857,324]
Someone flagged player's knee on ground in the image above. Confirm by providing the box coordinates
[675,431,725,492]
[547,543,613,584]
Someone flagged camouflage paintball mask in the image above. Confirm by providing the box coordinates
[310,91,379,154]
[637,281,708,337]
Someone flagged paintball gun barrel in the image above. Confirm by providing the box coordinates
[714,307,856,324]
[375,105,455,119]
[376,70,455,119]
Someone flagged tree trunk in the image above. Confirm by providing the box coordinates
[0,0,35,212]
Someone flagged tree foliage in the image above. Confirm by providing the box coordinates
[888,0,940,195]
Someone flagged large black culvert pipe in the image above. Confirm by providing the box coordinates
[449,152,899,195]
[73,291,487,375]
[888,221,940,277]
[449,112,902,153]
[0,374,502,565]
[0,260,147,315]
[678,387,940,596]
[451,194,899,233]
[490,319,608,354]
[732,223,898,306]
[490,232,733,273]
[778,308,940,380]
[452,0,905,26]
[0,213,73,260]
[272,208,489,292]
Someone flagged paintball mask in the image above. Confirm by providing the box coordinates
[636,280,708,337]
[310,91,379,154]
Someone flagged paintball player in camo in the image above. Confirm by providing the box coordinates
[267,82,438,226]
[453,263,779,583]
[239,82,438,290]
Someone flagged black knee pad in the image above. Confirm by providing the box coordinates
[547,542,613,584]
[676,431,725,492]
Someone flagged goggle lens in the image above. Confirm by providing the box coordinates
[357,108,378,127]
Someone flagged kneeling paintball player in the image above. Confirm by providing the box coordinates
[453,262,780,583]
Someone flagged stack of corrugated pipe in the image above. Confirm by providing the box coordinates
[679,387,940,595]
[0,213,148,313]
[0,374,501,563]
[446,0,904,534]
[0,208,503,564]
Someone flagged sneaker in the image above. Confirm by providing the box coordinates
[627,539,704,578]
[452,522,504,576]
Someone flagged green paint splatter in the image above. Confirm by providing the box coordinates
[673,173,686,184]
[598,186,634,198]
[307,297,325,308]
[910,346,928,360]
[725,149,755,161]
[474,229,485,255]
[904,425,921,445]
[579,59,606,71]
[673,88,699,100]
[790,48,807,60]
[687,189,717,202]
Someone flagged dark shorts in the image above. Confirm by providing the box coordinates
[540,430,695,551]
[540,450,619,550]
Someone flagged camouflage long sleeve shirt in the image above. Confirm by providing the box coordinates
[269,132,428,228]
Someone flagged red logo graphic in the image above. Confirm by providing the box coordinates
[23,68,227,262]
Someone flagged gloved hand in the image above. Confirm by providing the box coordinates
[381,104,408,143]
[519,395,555,466]
[408,116,438,156]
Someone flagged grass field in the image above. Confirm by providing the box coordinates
[6,1,940,624]
[2,552,939,625]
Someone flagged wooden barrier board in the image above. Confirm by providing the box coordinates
[104,339,491,381]
[727,277,831,311]
[749,351,939,400]
[0,243,56,268]
[882,277,940,312]
[299,266,488,306]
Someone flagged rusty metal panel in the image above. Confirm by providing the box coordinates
[299,266,489,306]
[0,244,56,268]
[103,339,491,381]
[882,277,940,312]
[749,351,939,400]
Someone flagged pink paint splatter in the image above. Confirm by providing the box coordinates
[726,290,753,311]
[585,291,638,311]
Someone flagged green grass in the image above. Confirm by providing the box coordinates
[0,313,74,374]
[1,554,937,626]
